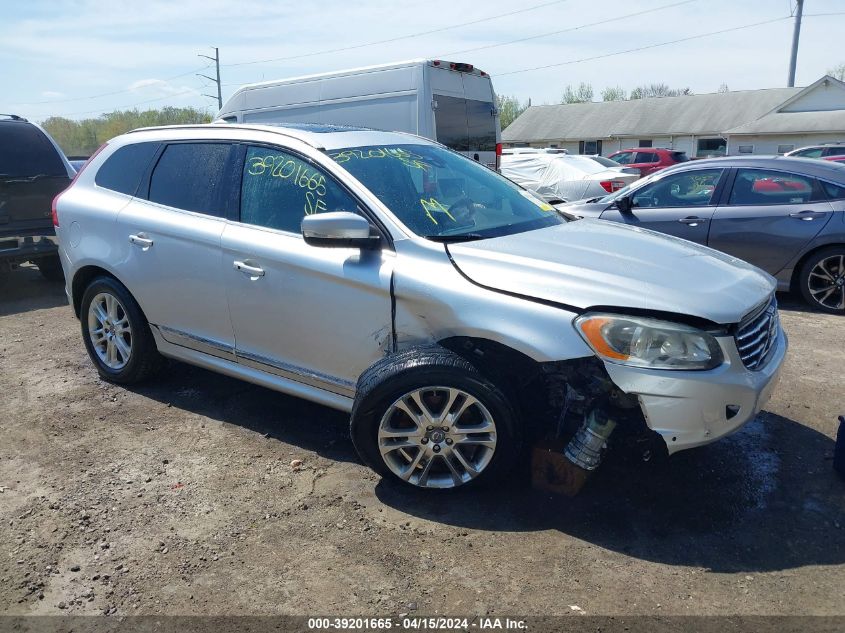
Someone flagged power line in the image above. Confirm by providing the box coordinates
[221,0,570,69]
[17,66,211,106]
[442,0,698,57]
[54,89,199,118]
[496,15,791,77]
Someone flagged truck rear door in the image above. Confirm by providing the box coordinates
[430,64,498,169]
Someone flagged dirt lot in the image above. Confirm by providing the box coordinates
[1,265,844,619]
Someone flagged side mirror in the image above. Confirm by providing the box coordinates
[615,195,633,214]
[301,211,381,249]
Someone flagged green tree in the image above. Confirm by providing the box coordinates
[496,94,528,130]
[629,83,692,99]
[827,63,845,81]
[42,106,212,156]
[600,86,626,101]
[561,82,593,104]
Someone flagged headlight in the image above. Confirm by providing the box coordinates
[574,313,724,370]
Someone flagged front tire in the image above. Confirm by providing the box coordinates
[350,346,522,490]
[799,247,845,314]
[80,276,163,383]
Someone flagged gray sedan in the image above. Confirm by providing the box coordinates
[560,156,845,313]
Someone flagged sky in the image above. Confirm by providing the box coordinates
[1,0,844,122]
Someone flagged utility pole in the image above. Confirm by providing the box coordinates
[787,0,804,87]
[198,47,222,110]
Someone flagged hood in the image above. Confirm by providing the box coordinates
[448,219,775,325]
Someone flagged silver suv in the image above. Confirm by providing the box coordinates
[54,123,787,491]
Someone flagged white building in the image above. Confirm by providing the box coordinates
[501,75,845,157]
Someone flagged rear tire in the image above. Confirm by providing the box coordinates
[799,246,845,314]
[80,276,164,384]
[37,255,64,281]
[350,346,522,490]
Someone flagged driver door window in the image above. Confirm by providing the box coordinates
[632,169,723,208]
[240,146,358,233]
[601,169,724,245]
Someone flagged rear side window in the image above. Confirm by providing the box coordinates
[434,95,496,152]
[95,142,159,195]
[728,169,824,205]
[671,152,689,162]
[148,143,232,216]
[0,122,67,178]
[240,146,358,233]
[820,180,845,200]
[825,147,845,157]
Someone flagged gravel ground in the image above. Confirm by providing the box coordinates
[1,265,843,618]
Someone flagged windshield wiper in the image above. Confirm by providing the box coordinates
[425,233,486,243]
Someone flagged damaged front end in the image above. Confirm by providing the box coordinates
[532,358,663,496]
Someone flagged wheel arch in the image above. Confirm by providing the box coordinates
[789,241,845,293]
[71,264,132,318]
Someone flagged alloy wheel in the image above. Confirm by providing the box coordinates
[87,292,133,370]
[377,386,497,489]
[807,254,845,311]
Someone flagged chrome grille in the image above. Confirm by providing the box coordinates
[735,296,779,370]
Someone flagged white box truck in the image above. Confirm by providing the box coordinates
[216,59,501,169]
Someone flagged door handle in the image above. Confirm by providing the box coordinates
[129,234,153,249]
[233,260,265,277]
[789,210,827,220]
[678,216,705,226]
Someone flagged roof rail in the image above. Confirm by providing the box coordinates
[0,114,27,122]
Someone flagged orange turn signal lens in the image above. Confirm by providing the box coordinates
[577,317,630,361]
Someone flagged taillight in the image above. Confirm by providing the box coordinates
[495,143,502,172]
[599,180,626,193]
[53,142,108,228]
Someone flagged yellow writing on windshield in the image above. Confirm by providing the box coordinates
[330,147,430,171]
[419,198,456,225]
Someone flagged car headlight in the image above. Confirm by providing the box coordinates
[574,313,724,370]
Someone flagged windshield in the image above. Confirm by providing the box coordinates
[329,144,565,240]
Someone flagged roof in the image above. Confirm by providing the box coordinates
[128,122,432,151]
[653,154,845,181]
[502,87,801,142]
[725,109,845,135]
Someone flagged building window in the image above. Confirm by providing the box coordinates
[697,138,727,157]
[777,144,795,154]
[737,145,754,154]
[579,140,602,155]
[638,139,653,148]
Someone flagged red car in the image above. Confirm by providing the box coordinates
[607,148,689,177]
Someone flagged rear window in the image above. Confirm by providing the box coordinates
[0,122,67,178]
[434,95,496,152]
[635,152,658,163]
[95,142,159,195]
[148,143,232,216]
